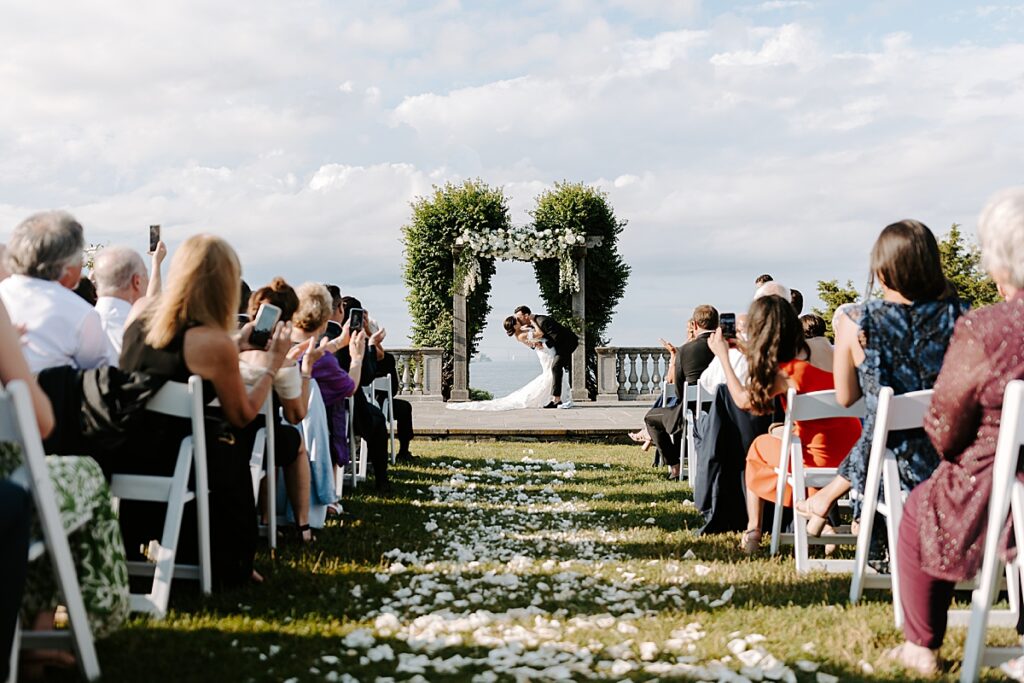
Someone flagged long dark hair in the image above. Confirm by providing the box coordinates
[744,295,808,415]
[867,220,949,302]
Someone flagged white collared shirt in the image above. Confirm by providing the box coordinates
[95,295,132,365]
[699,347,749,395]
[0,274,114,374]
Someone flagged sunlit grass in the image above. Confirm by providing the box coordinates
[75,441,1017,682]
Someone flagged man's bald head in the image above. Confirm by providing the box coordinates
[93,246,148,303]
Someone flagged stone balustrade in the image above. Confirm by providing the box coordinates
[389,348,444,400]
[595,346,672,402]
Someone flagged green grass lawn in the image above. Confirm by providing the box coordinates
[84,442,1018,682]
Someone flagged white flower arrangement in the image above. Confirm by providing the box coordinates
[455,226,586,294]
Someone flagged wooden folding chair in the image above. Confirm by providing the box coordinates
[2,380,100,681]
[959,380,1024,682]
[109,376,212,618]
[768,389,865,569]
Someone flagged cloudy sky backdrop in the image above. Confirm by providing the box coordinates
[2,0,1023,357]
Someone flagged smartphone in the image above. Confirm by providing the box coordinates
[149,225,160,253]
[720,312,737,339]
[248,303,282,348]
[348,307,364,332]
[324,320,343,341]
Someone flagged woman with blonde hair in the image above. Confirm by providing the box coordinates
[111,234,291,587]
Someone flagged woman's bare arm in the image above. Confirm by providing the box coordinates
[833,312,863,407]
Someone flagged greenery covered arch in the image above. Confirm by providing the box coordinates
[402,179,629,400]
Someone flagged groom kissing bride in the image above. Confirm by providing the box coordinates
[445,305,579,412]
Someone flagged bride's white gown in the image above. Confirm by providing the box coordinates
[448,336,555,411]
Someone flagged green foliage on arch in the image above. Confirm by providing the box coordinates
[531,182,631,397]
[402,180,510,396]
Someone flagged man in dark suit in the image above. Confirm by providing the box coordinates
[514,305,579,408]
[644,304,719,479]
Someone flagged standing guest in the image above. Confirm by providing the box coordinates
[708,295,860,553]
[93,242,166,361]
[0,211,114,373]
[644,305,718,480]
[114,234,291,587]
[794,221,965,552]
[886,189,1024,676]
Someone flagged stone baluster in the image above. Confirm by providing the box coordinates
[626,352,634,395]
[616,350,627,399]
[651,353,662,390]
[400,355,412,395]
[638,351,651,395]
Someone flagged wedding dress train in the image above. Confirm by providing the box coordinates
[447,343,555,411]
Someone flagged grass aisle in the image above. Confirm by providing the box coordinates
[92,442,1015,682]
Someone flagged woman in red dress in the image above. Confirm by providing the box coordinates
[708,295,860,553]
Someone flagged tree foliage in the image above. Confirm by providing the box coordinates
[812,279,860,341]
[402,180,510,396]
[938,224,1001,307]
[531,182,631,397]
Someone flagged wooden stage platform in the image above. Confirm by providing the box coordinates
[410,401,650,441]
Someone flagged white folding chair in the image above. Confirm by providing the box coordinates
[248,394,276,550]
[2,380,100,682]
[365,376,395,464]
[960,380,1024,682]
[768,389,865,570]
[109,376,212,618]
[344,396,368,489]
[849,387,1019,630]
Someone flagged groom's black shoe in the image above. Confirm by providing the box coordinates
[542,401,561,409]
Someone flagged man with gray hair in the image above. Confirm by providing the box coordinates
[0,210,114,373]
[93,241,165,360]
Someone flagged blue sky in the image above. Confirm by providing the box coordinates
[2,0,1022,357]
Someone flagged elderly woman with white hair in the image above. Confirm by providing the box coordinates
[885,188,1024,676]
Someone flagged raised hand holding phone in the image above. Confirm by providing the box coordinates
[148,225,161,254]
[249,303,282,349]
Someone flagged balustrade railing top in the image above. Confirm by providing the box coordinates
[595,346,672,401]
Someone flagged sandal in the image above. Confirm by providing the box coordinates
[795,500,829,537]
[629,430,648,443]
[740,529,762,555]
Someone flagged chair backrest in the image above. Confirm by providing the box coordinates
[662,381,678,402]
[0,381,49,492]
[146,376,207,445]
[787,388,866,422]
[994,380,1024,477]
[681,381,698,404]
[868,387,933,462]
[371,376,391,394]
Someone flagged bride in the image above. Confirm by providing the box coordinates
[447,316,556,411]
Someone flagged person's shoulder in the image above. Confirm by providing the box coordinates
[184,325,235,355]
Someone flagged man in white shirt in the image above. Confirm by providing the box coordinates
[92,242,165,362]
[0,211,114,373]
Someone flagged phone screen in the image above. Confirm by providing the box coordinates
[249,303,282,348]
[348,308,364,332]
[720,312,737,339]
[149,225,160,253]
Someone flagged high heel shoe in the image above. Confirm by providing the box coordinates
[795,500,829,537]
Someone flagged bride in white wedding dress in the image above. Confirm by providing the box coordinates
[447,317,556,411]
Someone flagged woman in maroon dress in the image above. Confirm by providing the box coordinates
[888,187,1024,675]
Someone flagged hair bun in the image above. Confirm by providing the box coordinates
[270,276,289,290]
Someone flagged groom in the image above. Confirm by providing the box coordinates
[514,305,579,408]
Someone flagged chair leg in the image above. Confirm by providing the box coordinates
[7,619,19,683]
[850,447,885,606]
[148,451,193,617]
[791,445,810,573]
[769,456,788,557]
[881,455,905,628]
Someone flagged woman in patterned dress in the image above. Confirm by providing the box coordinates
[794,221,965,547]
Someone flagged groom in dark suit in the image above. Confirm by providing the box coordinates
[514,305,579,408]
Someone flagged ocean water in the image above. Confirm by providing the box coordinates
[469,358,544,398]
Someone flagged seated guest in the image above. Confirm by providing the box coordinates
[0,480,29,681]
[336,295,392,492]
[886,189,1024,676]
[754,273,773,290]
[93,242,166,360]
[289,284,375,488]
[795,221,964,546]
[364,317,418,463]
[708,295,861,553]
[790,288,804,315]
[0,297,129,660]
[800,314,834,370]
[644,305,718,479]
[115,234,291,587]
[243,278,327,543]
[0,211,114,373]
[800,314,826,339]
[73,277,97,306]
